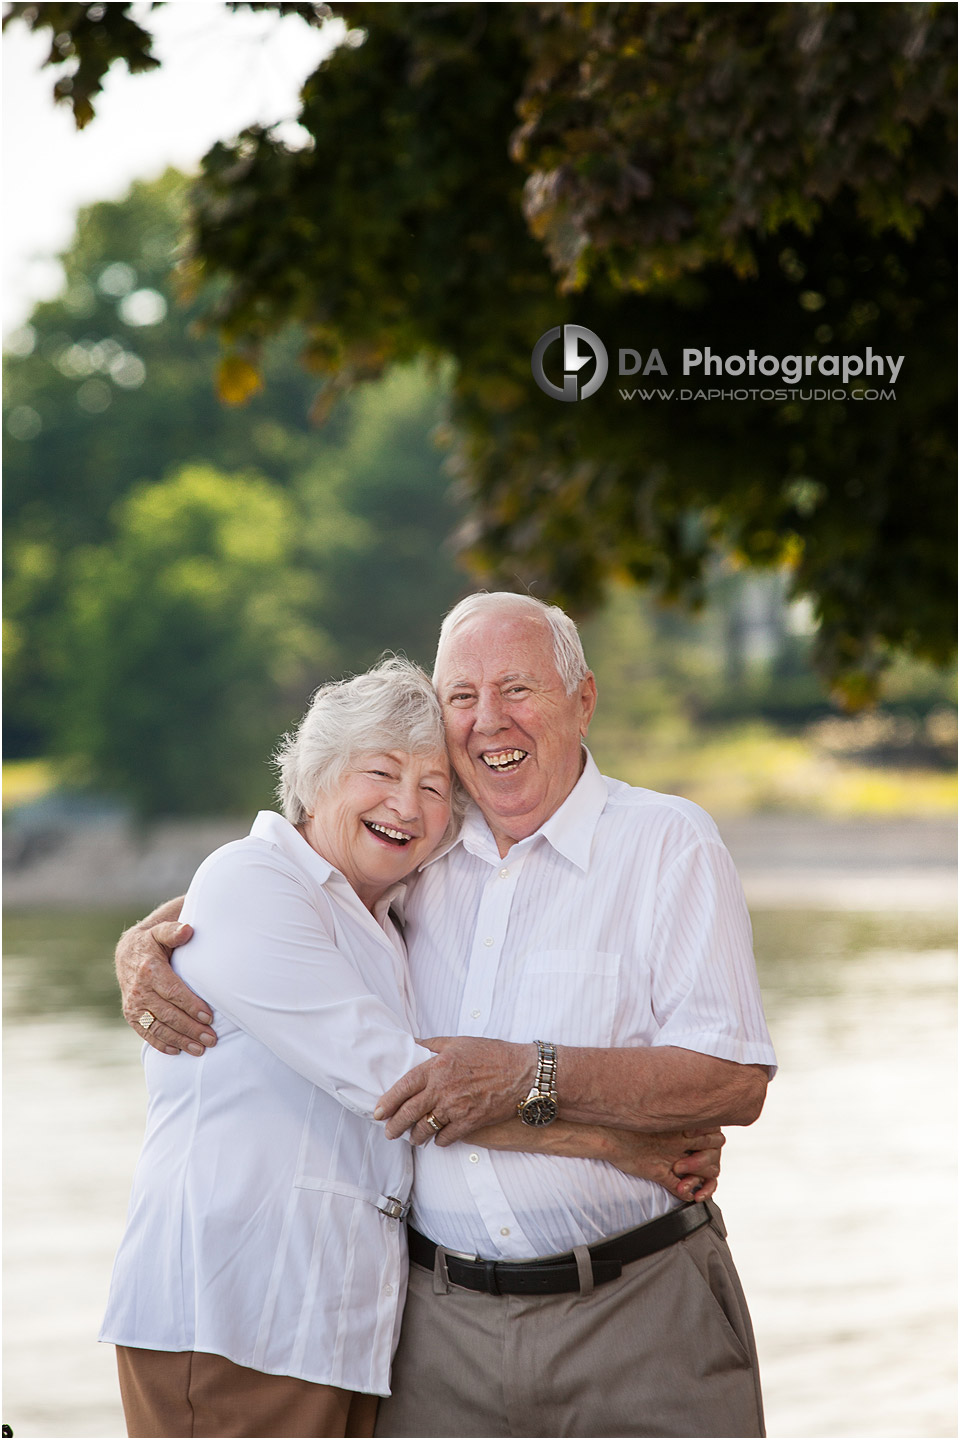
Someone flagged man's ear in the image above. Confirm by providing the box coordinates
[579,672,598,736]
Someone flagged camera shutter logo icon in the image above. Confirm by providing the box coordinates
[531,325,609,401]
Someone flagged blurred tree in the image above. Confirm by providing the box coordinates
[3,169,322,755]
[295,361,467,671]
[3,169,325,555]
[7,1,957,702]
[189,1,957,705]
[4,173,468,760]
[58,465,328,816]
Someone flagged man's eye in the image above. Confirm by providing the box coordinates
[448,692,474,704]
[504,686,529,697]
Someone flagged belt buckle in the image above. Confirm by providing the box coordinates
[378,1196,408,1220]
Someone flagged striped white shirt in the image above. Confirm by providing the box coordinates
[404,750,777,1260]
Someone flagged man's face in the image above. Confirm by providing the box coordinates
[435,612,597,856]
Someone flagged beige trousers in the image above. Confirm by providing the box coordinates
[376,1203,764,1438]
[116,1345,379,1439]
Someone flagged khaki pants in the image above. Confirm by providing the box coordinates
[116,1345,379,1439]
[376,1204,764,1438]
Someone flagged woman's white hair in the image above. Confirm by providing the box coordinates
[274,656,464,839]
[433,592,589,695]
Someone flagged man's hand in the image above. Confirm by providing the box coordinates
[605,1127,725,1203]
[115,906,216,1056]
[375,1037,537,1146]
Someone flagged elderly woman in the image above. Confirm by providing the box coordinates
[101,659,720,1439]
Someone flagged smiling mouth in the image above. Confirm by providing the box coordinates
[480,749,528,772]
[364,821,413,847]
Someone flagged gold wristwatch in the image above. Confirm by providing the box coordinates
[517,1040,559,1126]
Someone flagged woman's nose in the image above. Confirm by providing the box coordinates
[386,780,420,821]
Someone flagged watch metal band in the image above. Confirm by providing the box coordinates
[517,1039,560,1124]
[535,1039,557,1098]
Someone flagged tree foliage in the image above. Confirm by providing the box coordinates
[4,172,468,798]
[4,170,325,553]
[294,361,468,671]
[512,3,954,290]
[3,169,323,757]
[2,2,326,127]
[59,465,325,814]
[8,1,957,702]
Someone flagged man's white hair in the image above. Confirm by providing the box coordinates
[433,592,589,695]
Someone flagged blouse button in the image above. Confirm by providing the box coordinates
[483,937,494,947]
[469,1153,480,1163]
[383,1283,395,1296]
[500,1227,510,1236]
[499,868,509,878]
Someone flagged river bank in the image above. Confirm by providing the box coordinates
[4,810,955,911]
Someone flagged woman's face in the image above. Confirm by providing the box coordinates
[303,749,452,909]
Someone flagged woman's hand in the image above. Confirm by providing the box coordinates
[461,1119,724,1204]
[604,1127,725,1202]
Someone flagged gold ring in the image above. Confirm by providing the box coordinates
[425,1112,443,1134]
[138,1010,156,1031]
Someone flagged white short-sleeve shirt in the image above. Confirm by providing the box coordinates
[405,750,777,1260]
[100,811,434,1394]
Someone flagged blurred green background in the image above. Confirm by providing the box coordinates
[4,3,957,825]
[3,165,955,822]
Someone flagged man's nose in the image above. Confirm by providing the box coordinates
[474,687,508,733]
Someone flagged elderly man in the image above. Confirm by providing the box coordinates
[117,592,776,1438]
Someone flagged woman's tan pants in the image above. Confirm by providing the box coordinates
[116,1345,379,1439]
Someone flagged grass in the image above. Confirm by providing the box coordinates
[2,759,59,810]
[589,719,957,818]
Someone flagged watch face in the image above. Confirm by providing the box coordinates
[521,1096,558,1126]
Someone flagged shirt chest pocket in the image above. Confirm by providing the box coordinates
[507,950,621,1047]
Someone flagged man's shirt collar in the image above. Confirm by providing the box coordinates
[435,747,608,872]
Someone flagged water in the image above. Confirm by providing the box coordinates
[3,908,956,1438]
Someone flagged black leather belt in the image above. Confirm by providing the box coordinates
[407,1201,711,1296]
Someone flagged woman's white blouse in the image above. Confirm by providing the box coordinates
[100,811,434,1394]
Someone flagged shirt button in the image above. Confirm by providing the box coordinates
[500,1227,510,1236]
[483,937,494,947]
[471,1008,481,1019]
[383,1283,395,1296]
[499,868,509,879]
[469,1153,480,1163]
